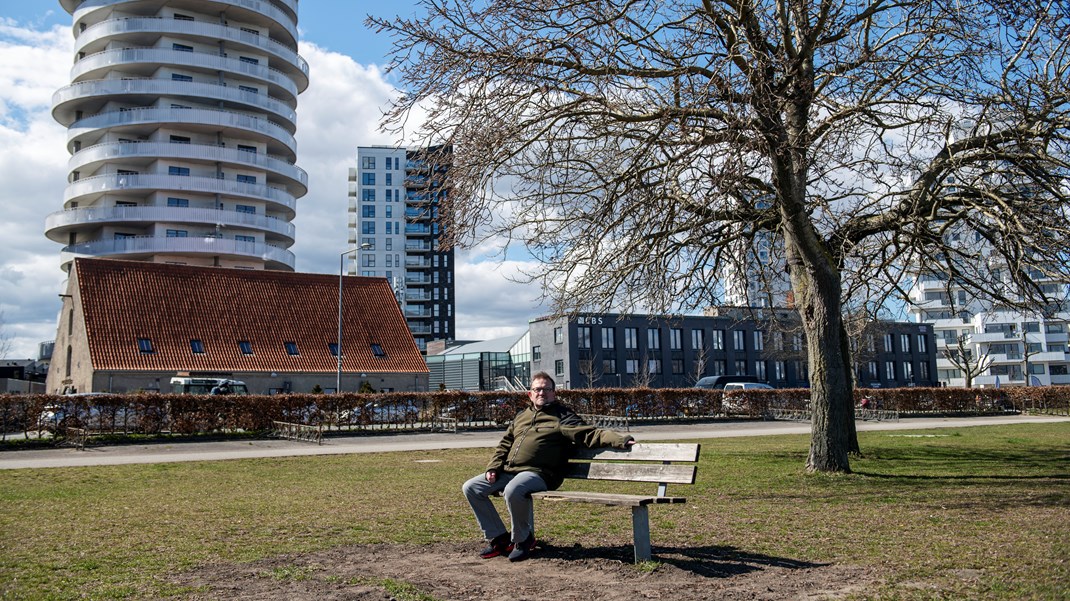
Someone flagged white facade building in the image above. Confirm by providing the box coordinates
[46,0,309,272]
[350,146,455,353]
[908,271,1070,388]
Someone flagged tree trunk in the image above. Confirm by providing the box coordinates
[783,232,855,473]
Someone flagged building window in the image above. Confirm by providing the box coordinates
[672,358,684,374]
[168,166,190,176]
[555,359,564,376]
[167,197,189,207]
[236,204,256,214]
[532,345,541,361]
[137,338,154,353]
[237,144,257,154]
[362,189,375,202]
[755,361,767,380]
[902,361,914,382]
[285,341,299,355]
[371,343,387,358]
[385,173,392,186]
[868,361,879,380]
[237,174,256,184]
[711,360,726,376]
[624,327,638,349]
[648,359,661,374]
[625,359,639,374]
[691,329,704,350]
[775,361,786,381]
[171,73,193,82]
[601,327,615,349]
[900,334,911,353]
[578,326,591,349]
[238,341,253,355]
[712,330,724,350]
[238,85,258,94]
[734,360,747,375]
[166,229,188,237]
[554,327,563,344]
[362,221,375,234]
[917,334,928,353]
[885,361,896,380]
[235,235,255,243]
[329,343,340,356]
[669,328,682,351]
[362,205,376,218]
[362,172,375,185]
[174,13,195,21]
[884,334,894,352]
[190,339,204,354]
[362,156,375,169]
[647,328,661,350]
[732,330,745,351]
[754,331,765,351]
[169,134,191,143]
[602,358,617,374]
[239,56,259,65]
[919,362,930,380]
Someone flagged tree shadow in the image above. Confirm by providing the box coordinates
[536,543,826,578]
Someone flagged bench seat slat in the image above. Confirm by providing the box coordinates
[566,462,696,484]
[531,490,687,507]
[574,443,700,462]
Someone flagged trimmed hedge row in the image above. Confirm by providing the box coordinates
[1,386,1067,442]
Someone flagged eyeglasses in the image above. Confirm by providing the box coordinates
[530,387,553,393]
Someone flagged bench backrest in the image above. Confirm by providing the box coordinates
[567,442,700,497]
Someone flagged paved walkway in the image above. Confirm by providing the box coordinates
[1,414,1066,470]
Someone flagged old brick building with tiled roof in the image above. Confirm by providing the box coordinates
[46,259,428,394]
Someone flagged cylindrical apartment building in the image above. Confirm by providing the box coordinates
[47,0,308,272]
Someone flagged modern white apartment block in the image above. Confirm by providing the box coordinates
[46,0,309,272]
[349,146,455,353]
[908,270,1070,388]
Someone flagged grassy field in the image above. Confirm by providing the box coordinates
[1,422,1068,600]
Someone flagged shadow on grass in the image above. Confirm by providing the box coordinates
[537,543,825,578]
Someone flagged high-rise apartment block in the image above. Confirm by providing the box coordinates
[46,0,308,272]
[350,146,455,353]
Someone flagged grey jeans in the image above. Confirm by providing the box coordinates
[461,471,547,543]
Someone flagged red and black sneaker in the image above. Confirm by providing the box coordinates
[507,533,536,562]
[479,532,513,559]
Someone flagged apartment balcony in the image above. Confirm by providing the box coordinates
[987,352,1024,364]
[405,224,432,236]
[71,4,299,53]
[407,323,433,335]
[974,374,1025,387]
[63,173,297,219]
[67,108,296,155]
[405,241,433,252]
[405,274,432,285]
[69,142,306,195]
[404,290,433,302]
[59,235,295,270]
[53,79,297,132]
[404,306,433,317]
[971,331,1021,344]
[404,256,432,268]
[71,48,300,102]
[45,206,296,244]
[1028,351,1070,363]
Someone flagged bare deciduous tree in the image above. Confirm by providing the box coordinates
[941,333,993,389]
[372,1,1070,472]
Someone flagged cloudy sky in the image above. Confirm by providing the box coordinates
[0,3,545,359]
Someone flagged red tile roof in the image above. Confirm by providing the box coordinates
[74,258,428,374]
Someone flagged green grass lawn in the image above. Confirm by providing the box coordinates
[1,422,1068,600]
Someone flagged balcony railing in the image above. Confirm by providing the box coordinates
[54,79,297,131]
[45,206,295,241]
[63,173,297,217]
[68,108,295,153]
[72,6,299,54]
[60,235,295,269]
[71,48,300,101]
[69,141,307,192]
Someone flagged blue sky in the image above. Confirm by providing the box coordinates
[0,1,543,359]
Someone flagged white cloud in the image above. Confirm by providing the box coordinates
[0,29,543,359]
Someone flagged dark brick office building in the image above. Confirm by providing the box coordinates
[528,310,937,390]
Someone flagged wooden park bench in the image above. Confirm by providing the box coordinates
[530,442,700,563]
[272,420,323,445]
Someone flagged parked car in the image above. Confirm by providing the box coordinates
[722,382,775,412]
[694,375,763,389]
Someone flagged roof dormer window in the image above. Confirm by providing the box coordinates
[371,343,387,358]
[137,338,154,353]
[238,340,253,355]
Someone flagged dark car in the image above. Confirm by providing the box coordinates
[694,375,763,390]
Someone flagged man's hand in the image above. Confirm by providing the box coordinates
[626,439,636,446]
[485,470,497,483]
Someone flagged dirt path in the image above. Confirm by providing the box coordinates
[172,542,883,600]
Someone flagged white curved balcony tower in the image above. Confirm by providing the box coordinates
[48,0,308,272]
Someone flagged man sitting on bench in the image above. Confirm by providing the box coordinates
[461,371,635,562]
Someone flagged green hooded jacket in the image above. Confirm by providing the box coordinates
[487,401,633,490]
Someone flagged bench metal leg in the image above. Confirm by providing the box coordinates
[631,505,651,562]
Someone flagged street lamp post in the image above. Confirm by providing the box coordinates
[337,243,372,393]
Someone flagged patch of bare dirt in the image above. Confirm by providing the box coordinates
[169,542,883,600]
